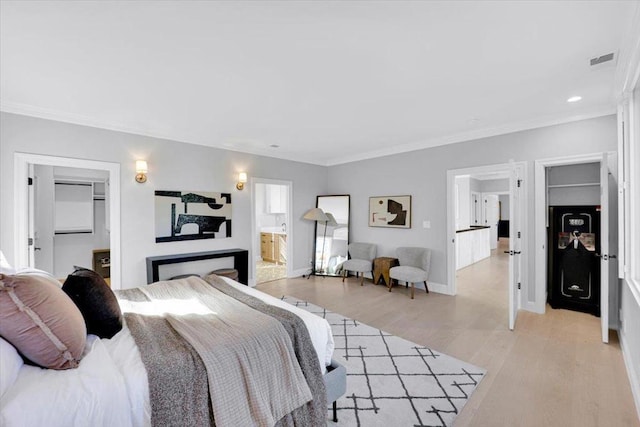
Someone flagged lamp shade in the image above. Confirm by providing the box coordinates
[238,172,247,183]
[324,212,338,227]
[303,207,328,222]
[135,160,148,173]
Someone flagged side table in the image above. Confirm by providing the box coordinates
[373,257,399,288]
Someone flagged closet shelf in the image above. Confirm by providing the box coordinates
[547,182,599,189]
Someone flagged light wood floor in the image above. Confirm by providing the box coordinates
[256,239,639,427]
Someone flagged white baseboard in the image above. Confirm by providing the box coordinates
[524,301,545,314]
[291,267,311,278]
[620,328,640,421]
[414,281,450,295]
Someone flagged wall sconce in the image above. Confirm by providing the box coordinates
[135,160,148,183]
[236,172,247,190]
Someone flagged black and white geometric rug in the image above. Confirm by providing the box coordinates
[282,297,486,427]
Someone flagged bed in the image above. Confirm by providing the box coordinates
[0,272,335,427]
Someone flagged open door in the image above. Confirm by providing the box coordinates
[508,163,524,330]
[599,153,610,343]
[483,194,500,250]
[27,164,35,267]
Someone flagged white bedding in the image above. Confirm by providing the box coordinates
[0,277,334,427]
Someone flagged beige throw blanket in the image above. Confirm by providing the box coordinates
[126,277,313,427]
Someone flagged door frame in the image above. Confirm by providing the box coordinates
[250,177,293,287]
[14,153,121,289]
[533,151,617,342]
[446,161,528,308]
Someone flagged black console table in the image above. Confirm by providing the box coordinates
[146,248,249,285]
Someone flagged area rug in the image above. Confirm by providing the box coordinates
[282,296,486,427]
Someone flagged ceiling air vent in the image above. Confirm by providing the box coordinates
[589,52,616,69]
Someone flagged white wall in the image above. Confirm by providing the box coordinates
[0,112,327,287]
[327,115,618,305]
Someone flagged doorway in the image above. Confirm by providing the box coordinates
[14,153,121,288]
[447,162,527,330]
[251,179,292,285]
[534,152,618,343]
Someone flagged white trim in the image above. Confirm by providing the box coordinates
[615,2,640,96]
[1,101,615,168]
[447,161,529,331]
[13,153,121,289]
[327,109,615,166]
[250,177,293,286]
[619,279,640,421]
[533,152,618,339]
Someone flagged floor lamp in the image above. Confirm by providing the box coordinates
[303,207,328,277]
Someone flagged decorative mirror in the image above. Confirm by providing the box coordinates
[313,195,350,276]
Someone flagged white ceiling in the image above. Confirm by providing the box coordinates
[1,1,638,166]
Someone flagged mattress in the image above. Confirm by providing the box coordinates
[0,277,334,427]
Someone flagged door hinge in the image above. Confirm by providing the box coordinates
[28,177,33,186]
[517,231,521,238]
[517,179,522,188]
[517,282,521,290]
[28,237,34,246]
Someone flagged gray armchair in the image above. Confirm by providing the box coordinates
[342,242,377,286]
[389,247,431,299]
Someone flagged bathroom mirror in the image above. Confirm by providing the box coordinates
[314,195,350,276]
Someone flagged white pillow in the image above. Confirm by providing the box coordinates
[0,336,24,397]
[0,250,16,275]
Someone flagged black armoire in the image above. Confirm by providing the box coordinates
[547,205,601,316]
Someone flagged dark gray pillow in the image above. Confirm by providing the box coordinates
[62,267,122,339]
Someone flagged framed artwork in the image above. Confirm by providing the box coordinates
[369,195,411,228]
[155,190,232,243]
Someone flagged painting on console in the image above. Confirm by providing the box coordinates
[155,190,232,242]
[368,195,411,228]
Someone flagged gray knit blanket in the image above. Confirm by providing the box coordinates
[117,276,326,427]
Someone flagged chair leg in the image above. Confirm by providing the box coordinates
[333,401,338,422]
[342,270,346,282]
[360,272,365,286]
[411,283,415,299]
[424,281,429,293]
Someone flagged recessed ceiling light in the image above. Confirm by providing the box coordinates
[269,144,280,148]
[567,96,582,103]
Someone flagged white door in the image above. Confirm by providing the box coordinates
[508,164,524,330]
[27,164,35,267]
[33,165,55,273]
[599,153,610,343]
[484,194,500,249]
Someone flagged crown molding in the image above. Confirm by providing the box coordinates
[615,2,640,97]
[0,101,324,166]
[325,107,616,166]
[1,100,615,168]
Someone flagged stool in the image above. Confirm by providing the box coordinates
[209,268,239,281]
[324,359,346,422]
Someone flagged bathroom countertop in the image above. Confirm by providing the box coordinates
[260,227,287,235]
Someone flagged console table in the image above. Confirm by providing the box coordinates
[373,257,399,288]
[146,248,249,285]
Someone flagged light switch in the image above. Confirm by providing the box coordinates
[423,220,431,229]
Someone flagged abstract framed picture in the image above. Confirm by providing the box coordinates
[369,195,411,228]
[155,190,232,243]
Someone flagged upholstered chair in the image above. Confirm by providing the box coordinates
[342,243,377,286]
[389,247,431,299]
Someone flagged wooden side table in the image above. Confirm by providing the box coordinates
[373,257,399,288]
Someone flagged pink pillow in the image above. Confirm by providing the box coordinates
[0,273,86,370]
